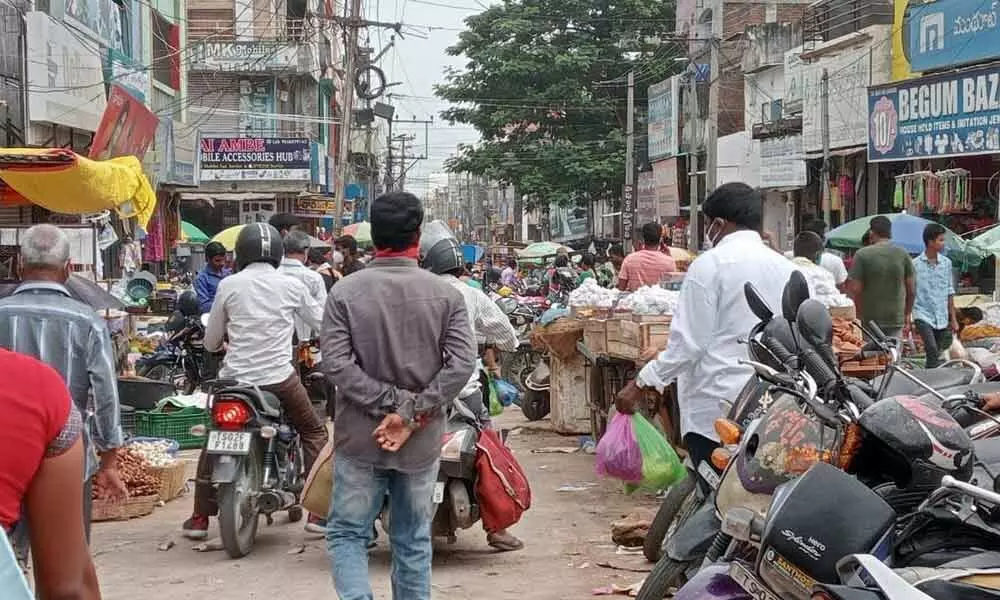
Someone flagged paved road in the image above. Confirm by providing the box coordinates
[92,411,657,599]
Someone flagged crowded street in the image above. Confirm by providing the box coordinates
[92,412,657,600]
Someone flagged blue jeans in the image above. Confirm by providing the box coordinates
[327,454,439,600]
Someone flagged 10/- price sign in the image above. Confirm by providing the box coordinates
[622,184,636,248]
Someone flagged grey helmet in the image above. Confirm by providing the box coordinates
[419,220,464,275]
[234,222,283,271]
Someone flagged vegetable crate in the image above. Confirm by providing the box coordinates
[92,494,158,522]
[150,461,188,501]
[135,406,209,450]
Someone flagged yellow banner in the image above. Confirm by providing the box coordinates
[891,0,916,81]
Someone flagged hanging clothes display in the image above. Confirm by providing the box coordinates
[894,169,970,214]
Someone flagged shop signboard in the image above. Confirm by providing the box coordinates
[867,63,1000,162]
[294,197,337,218]
[636,170,656,224]
[63,0,126,52]
[90,84,159,161]
[25,11,107,132]
[622,184,635,239]
[549,202,589,241]
[105,49,149,102]
[648,76,680,161]
[759,135,806,188]
[189,41,304,74]
[653,158,680,218]
[199,137,311,181]
[902,0,1000,74]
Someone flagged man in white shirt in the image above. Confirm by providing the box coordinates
[278,230,328,341]
[616,182,796,471]
[419,220,524,551]
[182,223,330,539]
[789,232,843,307]
[791,219,848,287]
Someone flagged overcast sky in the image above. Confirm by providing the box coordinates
[363,0,481,196]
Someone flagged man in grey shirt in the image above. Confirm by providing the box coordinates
[0,224,126,546]
[321,192,476,600]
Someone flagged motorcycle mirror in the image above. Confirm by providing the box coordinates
[781,271,810,324]
[201,313,210,328]
[743,282,774,322]
[796,299,835,348]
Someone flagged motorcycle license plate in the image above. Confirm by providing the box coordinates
[729,562,780,600]
[433,482,445,504]
[206,431,253,455]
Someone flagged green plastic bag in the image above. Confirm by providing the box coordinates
[487,375,504,417]
[625,413,685,493]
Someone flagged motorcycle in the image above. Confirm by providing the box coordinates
[136,310,213,393]
[380,396,486,542]
[192,379,306,558]
[639,274,976,599]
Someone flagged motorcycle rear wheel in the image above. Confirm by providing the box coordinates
[643,475,697,563]
[520,389,550,421]
[635,557,692,600]
[218,447,262,558]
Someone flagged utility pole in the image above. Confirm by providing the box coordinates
[687,70,699,252]
[333,0,363,230]
[398,135,410,190]
[623,70,635,251]
[701,0,723,248]
[384,118,394,191]
[821,68,831,227]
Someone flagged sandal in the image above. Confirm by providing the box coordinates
[487,531,525,552]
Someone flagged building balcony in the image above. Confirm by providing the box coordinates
[187,18,310,43]
[802,0,892,46]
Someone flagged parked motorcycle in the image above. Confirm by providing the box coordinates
[639,274,976,599]
[193,379,306,558]
[380,396,485,542]
[136,310,212,393]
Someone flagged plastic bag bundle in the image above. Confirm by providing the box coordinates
[595,412,643,482]
[494,378,521,407]
[628,413,686,492]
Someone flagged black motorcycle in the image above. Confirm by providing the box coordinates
[195,379,305,558]
[136,310,213,393]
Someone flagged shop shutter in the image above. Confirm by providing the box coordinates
[0,206,27,226]
[187,73,241,135]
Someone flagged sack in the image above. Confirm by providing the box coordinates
[475,429,531,532]
[487,376,504,417]
[301,435,335,518]
[594,412,643,482]
[494,378,520,407]
[628,413,685,492]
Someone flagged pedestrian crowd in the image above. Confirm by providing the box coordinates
[0,183,962,600]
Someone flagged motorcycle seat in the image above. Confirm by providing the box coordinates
[918,579,1000,600]
[257,391,282,418]
[873,368,975,398]
[937,550,1000,570]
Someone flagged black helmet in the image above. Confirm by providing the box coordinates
[235,222,283,271]
[419,220,464,275]
[177,290,200,316]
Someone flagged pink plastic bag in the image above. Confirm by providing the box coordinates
[595,412,643,482]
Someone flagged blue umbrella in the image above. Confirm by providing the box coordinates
[826,213,982,266]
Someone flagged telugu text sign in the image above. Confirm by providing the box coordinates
[868,63,1000,162]
[904,0,1000,73]
[199,137,311,181]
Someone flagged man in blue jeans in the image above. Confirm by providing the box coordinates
[321,191,476,600]
[912,223,958,368]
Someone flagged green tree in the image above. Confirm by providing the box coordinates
[435,0,680,210]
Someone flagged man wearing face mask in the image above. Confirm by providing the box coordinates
[615,183,796,471]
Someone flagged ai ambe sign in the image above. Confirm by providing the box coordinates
[905,0,1000,72]
[868,63,1000,161]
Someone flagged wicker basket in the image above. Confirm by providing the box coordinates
[91,494,158,522]
[150,461,188,501]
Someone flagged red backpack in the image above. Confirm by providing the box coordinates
[474,429,532,533]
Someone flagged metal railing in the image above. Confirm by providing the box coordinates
[802,0,893,46]
[187,18,309,42]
